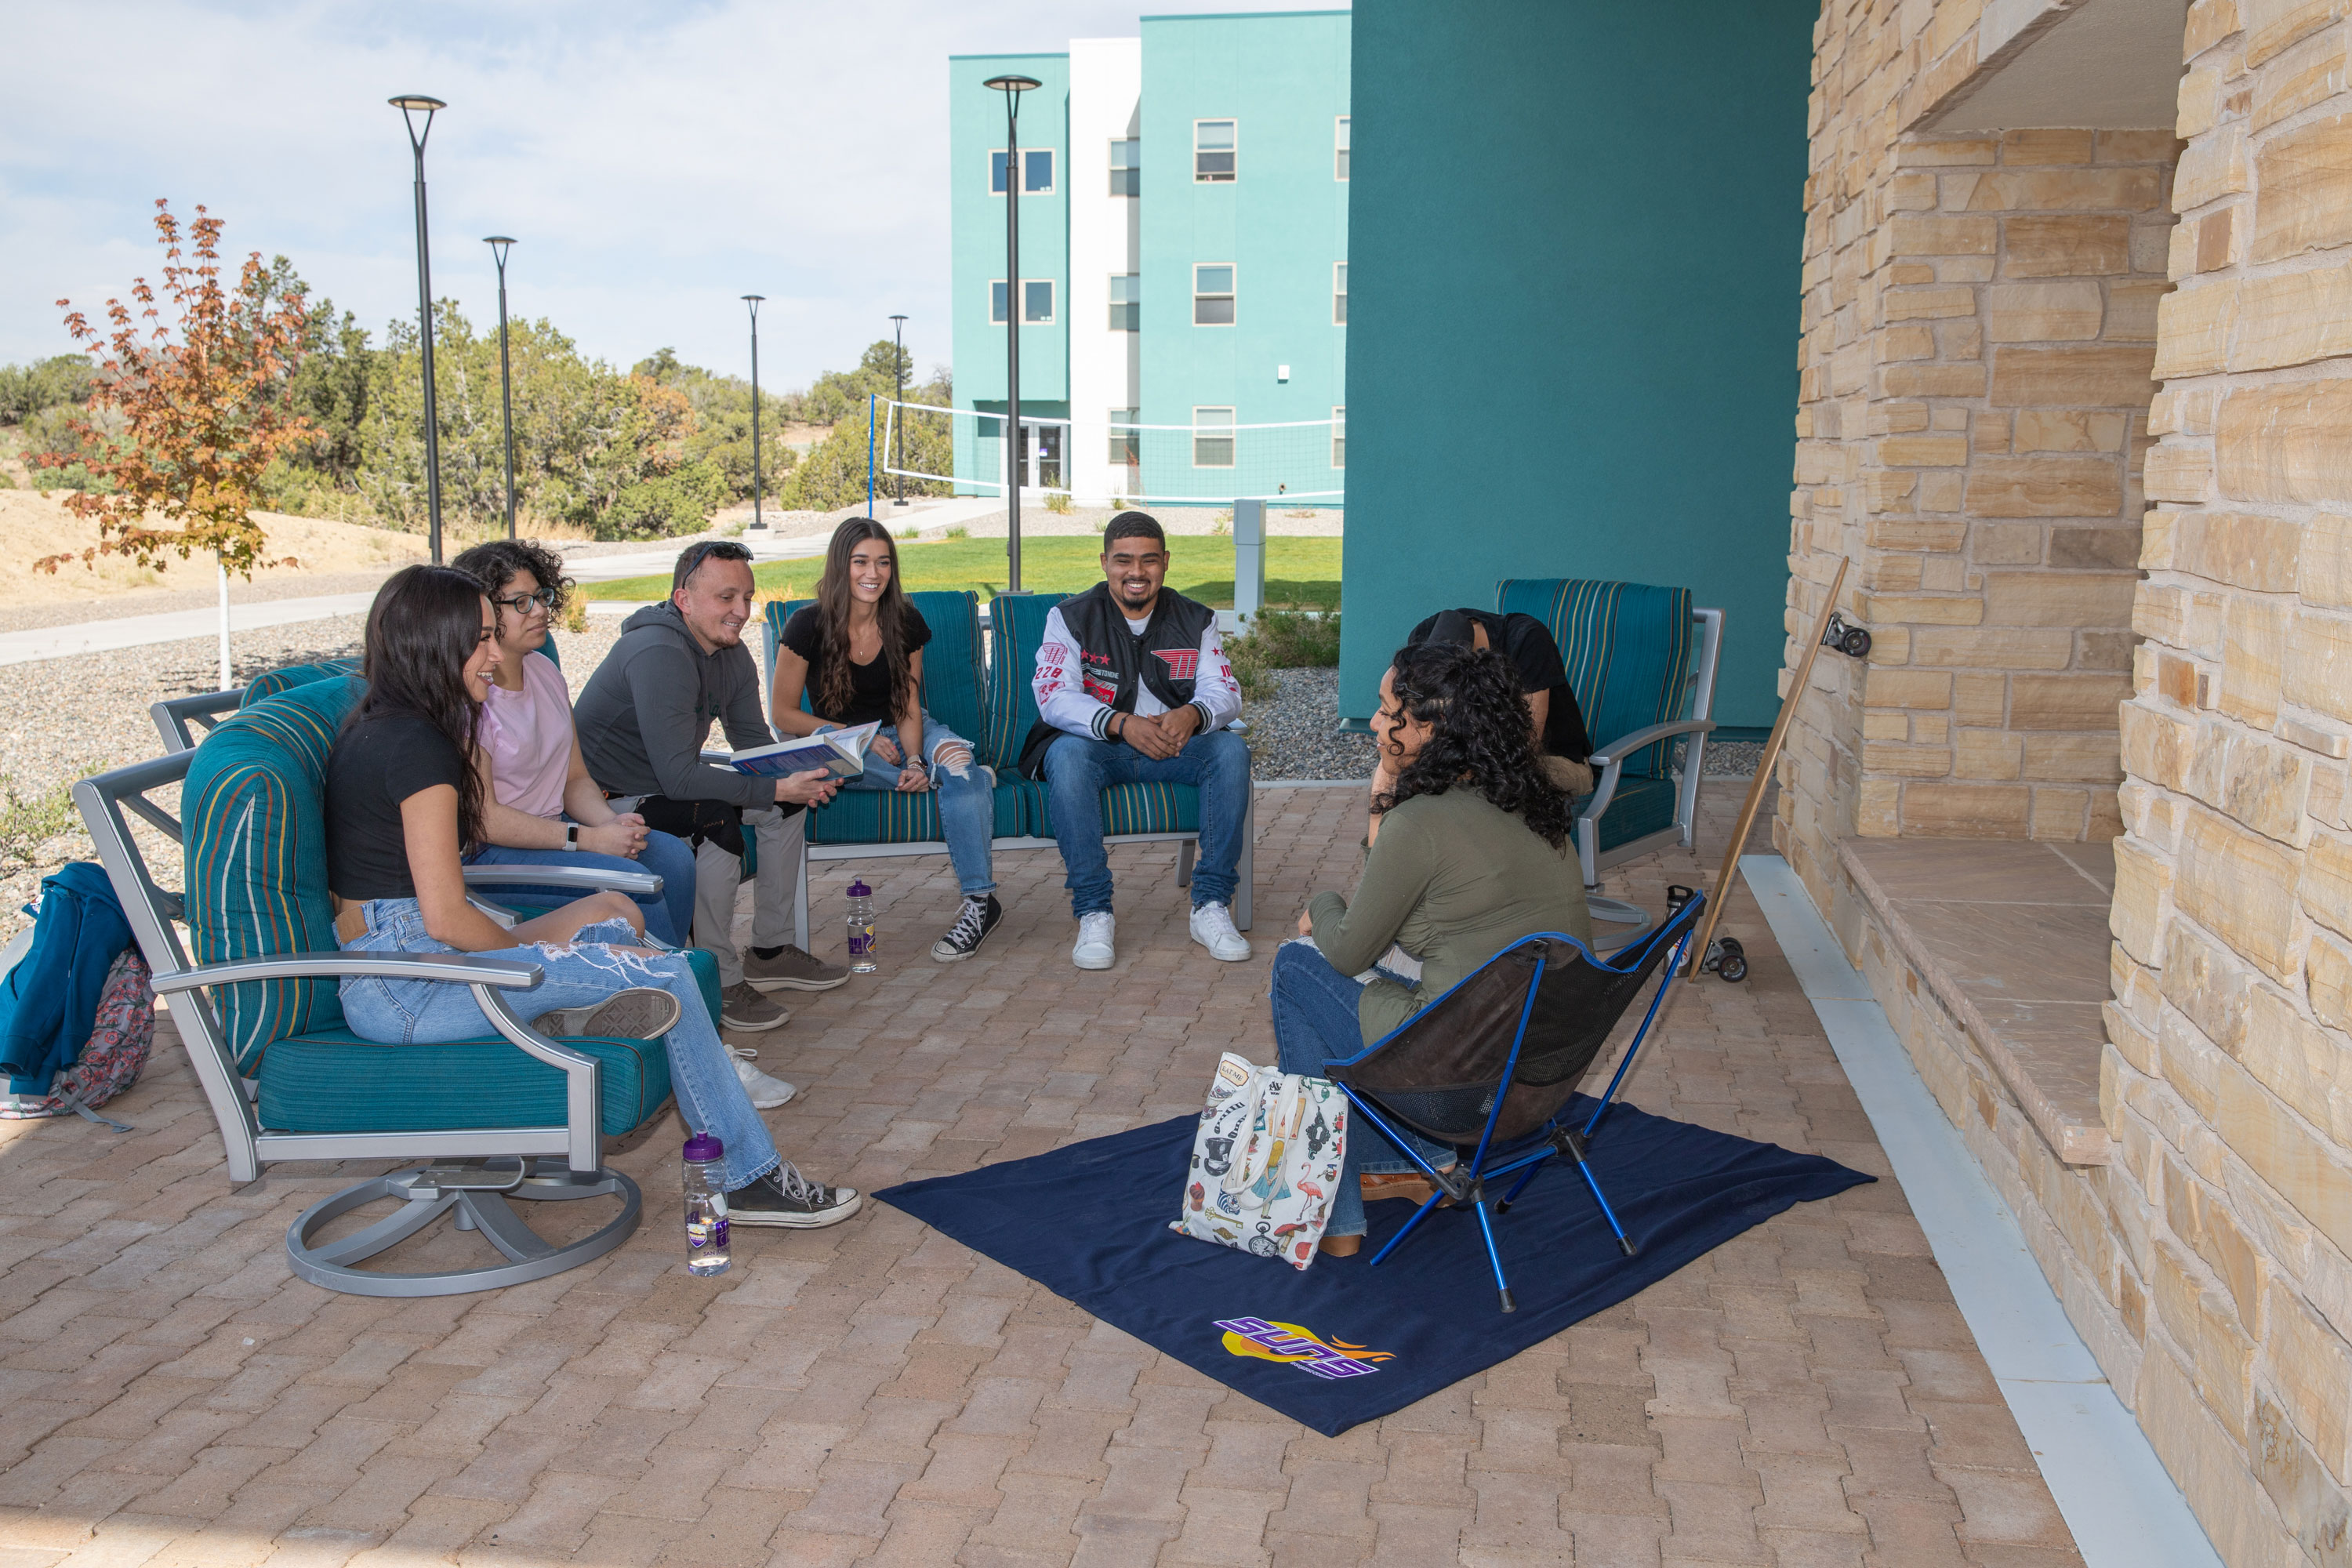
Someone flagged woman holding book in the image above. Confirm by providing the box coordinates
[771,517,1001,962]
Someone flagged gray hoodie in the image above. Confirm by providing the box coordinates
[574,601,776,808]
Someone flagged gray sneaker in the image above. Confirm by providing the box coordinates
[719,982,790,1032]
[742,944,851,993]
[542,987,682,1040]
[726,1162,861,1228]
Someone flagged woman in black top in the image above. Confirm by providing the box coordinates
[770,517,1001,962]
[325,565,858,1229]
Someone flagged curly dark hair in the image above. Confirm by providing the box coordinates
[1374,641,1572,849]
[450,539,572,640]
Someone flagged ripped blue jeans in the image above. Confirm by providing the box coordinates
[336,899,782,1192]
[840,713,996,898]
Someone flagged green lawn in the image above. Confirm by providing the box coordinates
[579,535,1341,609]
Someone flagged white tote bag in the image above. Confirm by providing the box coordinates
[1171,1051,1348,1270]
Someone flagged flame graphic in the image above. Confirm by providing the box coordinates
[1220,1321,1394,1366]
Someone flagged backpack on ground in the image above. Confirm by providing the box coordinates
[0,863,152,1132]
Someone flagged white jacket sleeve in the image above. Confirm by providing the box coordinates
[1189,622,1243,732]
[1033,607,1118,739]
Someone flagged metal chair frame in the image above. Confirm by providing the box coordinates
[74,750,673,1298]
[1576,605,1722,931]
[151,687,247,753]
[1323,890,1706,1313]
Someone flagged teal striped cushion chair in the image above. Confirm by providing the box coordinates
[156,673,695,1295]
[1495,579,1718,906]
[984,592,1210,840]
[761,592,1028,844]
[240,657,361,709]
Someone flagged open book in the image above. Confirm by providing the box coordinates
[721,720,882,779]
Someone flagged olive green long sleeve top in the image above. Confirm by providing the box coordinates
[1305,788,1593,1046]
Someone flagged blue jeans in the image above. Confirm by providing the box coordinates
[842,715,995,898]
[466,826,698,947]
[1043,726,1250,917]
[336,898,782,1192]
[1270,941,1453,1238]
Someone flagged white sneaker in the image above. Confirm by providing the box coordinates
[728,1044,797,1109]
[1073,912,1116,970]
[1189,902,1253,962]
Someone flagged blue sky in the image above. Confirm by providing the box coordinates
[0,0,1335,390]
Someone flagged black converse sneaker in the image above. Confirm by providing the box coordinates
[725,1163,862,1229]
[930,894,1002,963]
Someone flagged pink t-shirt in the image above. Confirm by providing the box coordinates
[479,651,573,820]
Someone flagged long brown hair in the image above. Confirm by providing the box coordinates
[352,564,491,851]
[811,517,916,721]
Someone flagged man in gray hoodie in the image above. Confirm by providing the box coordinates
[575,540,847,1033]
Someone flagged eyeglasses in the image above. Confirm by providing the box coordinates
[491,586,561,615]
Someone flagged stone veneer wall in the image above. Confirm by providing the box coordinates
[2104,0,2352,1561]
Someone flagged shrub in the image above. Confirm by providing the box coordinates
[1224,607,1340,704]
[0,776,74,873]
[1044,490,1073,514]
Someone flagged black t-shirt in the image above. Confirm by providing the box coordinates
[1406,608,1593,763]
[780,604,932,728]
[326,713,468,901]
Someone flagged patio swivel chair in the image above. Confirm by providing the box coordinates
[74,674,705,1298]
[1319,886,1707,1312]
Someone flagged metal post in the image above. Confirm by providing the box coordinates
[486,236,517,539]
[867,394,877,515]
[985,74,1040,594]
[743,295,766,531]
[391,96,448,561]
[1232,497,1265,626]
[889,314,909,506]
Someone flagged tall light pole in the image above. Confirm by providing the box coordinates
[743,295,767,532]
[485,236,518,539]
[390,95,448,562]
[888,313,909,507]
[985,73,1040,593]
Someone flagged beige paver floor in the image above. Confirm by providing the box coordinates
[0,782,2082,1566]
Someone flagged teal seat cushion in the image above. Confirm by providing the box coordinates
[1581,776,1679,855]
[1102,782,1200,836]
[1496,579,1693,779]
[982,592,1065,771]
[806,779,1030,845]
[187,677,367,1069]
[257,1027,671,1137]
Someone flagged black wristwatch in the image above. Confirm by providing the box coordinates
[564,822,579,852]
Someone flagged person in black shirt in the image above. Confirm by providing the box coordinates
[771,517,1002,962]
[325,564,860,1229]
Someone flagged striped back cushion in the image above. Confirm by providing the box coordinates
[1496,579,1693,779]
[185,676,365,1069]
[760,593,985,743]
[982,592,1067,770]
[242,659,361,709]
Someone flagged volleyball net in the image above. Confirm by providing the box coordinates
[876,399,1345,507]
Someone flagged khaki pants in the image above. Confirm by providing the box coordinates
[612,797,804,989]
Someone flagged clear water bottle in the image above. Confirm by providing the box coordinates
[845,878,877,974]
[682,1132,730,1276]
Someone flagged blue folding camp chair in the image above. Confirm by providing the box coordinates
[1319,886,1707,1312]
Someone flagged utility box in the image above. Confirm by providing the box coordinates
[1232,498,1265,624]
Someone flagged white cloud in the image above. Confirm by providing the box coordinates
[0,0,1337,387]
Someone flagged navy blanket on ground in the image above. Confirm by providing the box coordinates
[876,1098,1872,1436]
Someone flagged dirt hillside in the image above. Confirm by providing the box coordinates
[0,489,426,608]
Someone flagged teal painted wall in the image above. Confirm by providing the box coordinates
[1138,12,1350,506]
[1338,0,1813,727]
[951,52,1071,417]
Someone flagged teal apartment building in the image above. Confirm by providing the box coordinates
[949,11,1350,507]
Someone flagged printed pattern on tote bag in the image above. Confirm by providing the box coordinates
[1171,1051,1348,1270]
[0,949,153,1131]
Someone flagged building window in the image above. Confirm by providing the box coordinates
[1335,116,1350,180]
[1193,263,1235,326]
[1331,406,1345,468]
[989,148,1055,194]
[1109,409,1139,466]
[1195,120,1236,183]
[1109,274,1139,331]
[1333,262,1348,326]
[989,279,1056,325]
[1109,138,1139,197]
[1194,407,1236,468]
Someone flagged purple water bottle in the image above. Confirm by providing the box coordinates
[845,878,877,974]
[682,1132,730,1275]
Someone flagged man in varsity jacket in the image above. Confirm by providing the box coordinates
[1020,511,1253,971]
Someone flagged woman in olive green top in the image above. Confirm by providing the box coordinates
[1275,640,1592,1254]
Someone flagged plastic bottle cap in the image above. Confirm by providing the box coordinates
[847,880,872,897]
[682,1132,724,1163]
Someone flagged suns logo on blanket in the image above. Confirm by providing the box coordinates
[1215,1317,1392,1381]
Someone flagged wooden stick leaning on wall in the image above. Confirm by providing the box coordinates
[1683,554,1849,982]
